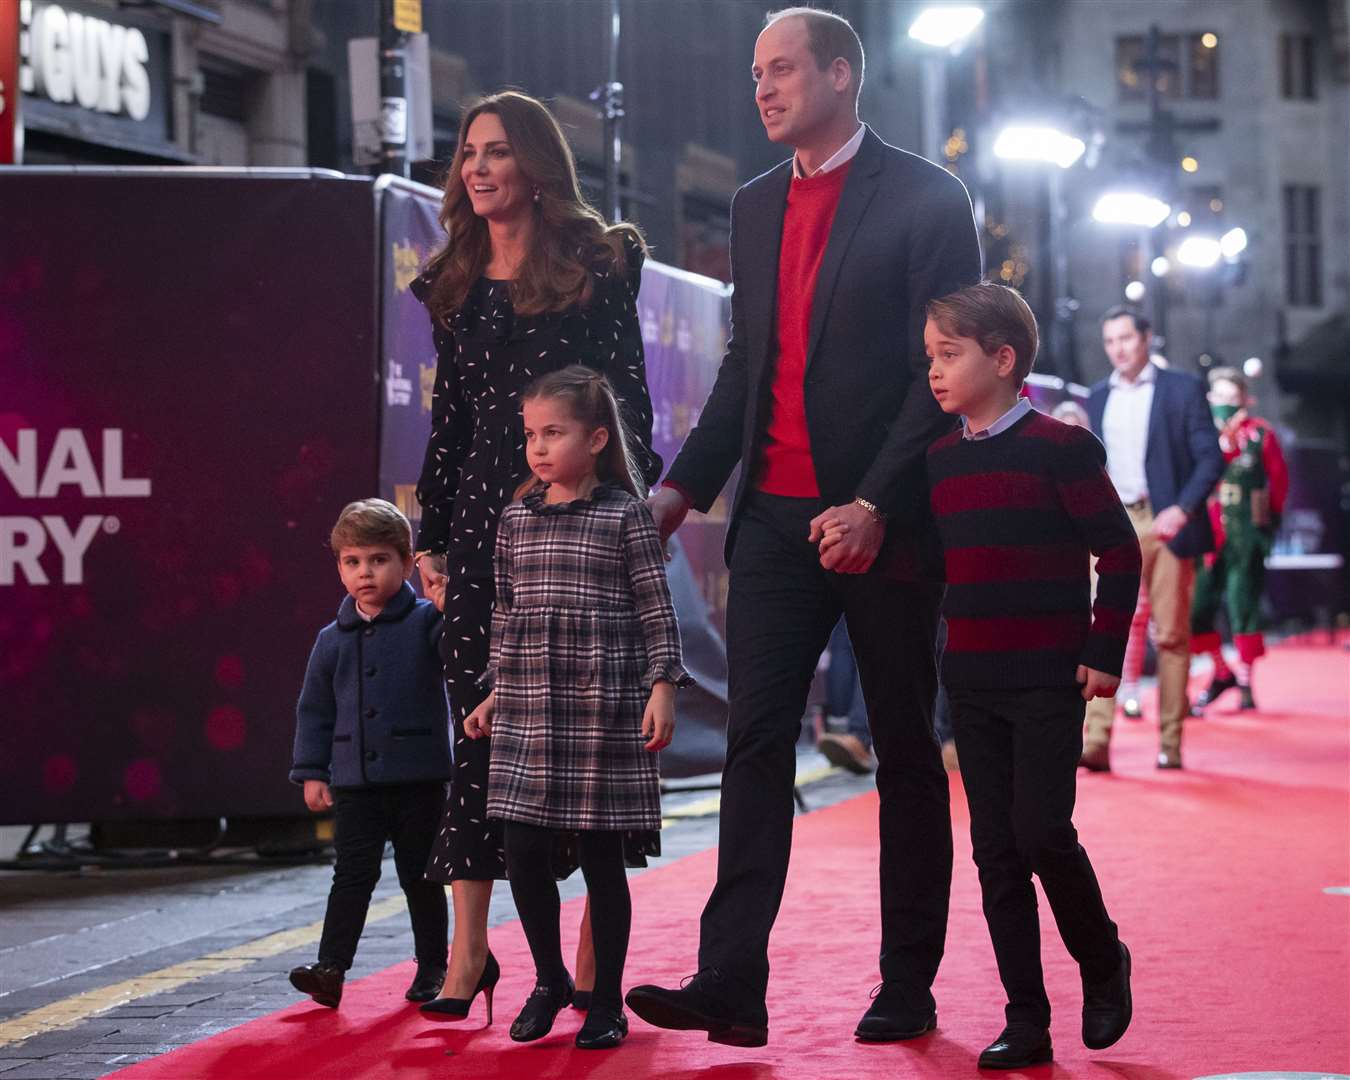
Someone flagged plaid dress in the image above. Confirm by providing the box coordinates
[485,483,692,831]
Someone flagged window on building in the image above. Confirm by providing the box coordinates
[1279,34,1318,100]
[1283,185,1322,307]
[1187,33,1220,98]
[200,65,251,122]
[1116,32,1220,100]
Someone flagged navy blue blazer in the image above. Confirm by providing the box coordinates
[290,581,451,790]
[663,127,981,576]
[1087,365,1225,559]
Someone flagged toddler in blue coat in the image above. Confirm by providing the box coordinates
[288,499,451,1008]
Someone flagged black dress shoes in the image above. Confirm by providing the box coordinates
[404,964,446,1002]
[854,982,938,1042]
[575,1004,628,1049]
[1082,942,1132,1049]
[626,969,769,1047]
[509,977,574,1042]
[977,1025,1052,1069]
[289,962,344,1008]
[1239,685,1257,710]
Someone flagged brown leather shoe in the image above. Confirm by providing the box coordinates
[817,732,875,775]
[1079,745,1111,772]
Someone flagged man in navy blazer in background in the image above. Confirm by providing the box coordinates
[1082,307,1224,772]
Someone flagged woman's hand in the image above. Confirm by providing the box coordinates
[642,681,676,751]
[465,691,496,738]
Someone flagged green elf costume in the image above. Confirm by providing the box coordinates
[1191,400,1289,711]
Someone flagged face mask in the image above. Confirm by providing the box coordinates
[1211,403,1240,423]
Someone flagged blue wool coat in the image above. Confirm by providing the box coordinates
[290,582,451,789]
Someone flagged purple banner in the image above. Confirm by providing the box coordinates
[0,171,379,825]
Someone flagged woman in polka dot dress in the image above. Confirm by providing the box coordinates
[409,91,662,1017]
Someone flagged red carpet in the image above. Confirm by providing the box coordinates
[114,642,1350,1078]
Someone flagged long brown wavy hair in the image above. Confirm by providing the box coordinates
[514,365,645,500]
[422,91,645,321]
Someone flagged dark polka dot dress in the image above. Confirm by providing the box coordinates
[412,235,663,883]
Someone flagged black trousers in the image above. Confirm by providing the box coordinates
[948,687,1121,1029]
[504,823,631,1012]
[318,781,449,971]
[698,491,951,1010]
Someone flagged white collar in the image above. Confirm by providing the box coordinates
[793,123,865,179]
[963,396,1033,440]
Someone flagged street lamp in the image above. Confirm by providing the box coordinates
[1219,227,1248,258]
[1177,235,1222,269]
[908,6,985,49]
[993,125,1086,169]
[908,6,984,166]
[1092,191,1172,228]
[993,120,1088,378]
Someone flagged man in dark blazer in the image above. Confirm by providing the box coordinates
[625,8,980,1047]
[1082,307,1224,771]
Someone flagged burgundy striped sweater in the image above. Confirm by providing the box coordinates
[926,410,1142,691]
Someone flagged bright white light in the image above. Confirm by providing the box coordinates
[1243,357,1263,379]
[1092,192,1172,228]
[993,126,1086,169]
[908,6,985,49]
[1220,227,1248,258]
[1151,256,1171,277]
[1124,280,1146,302]
[1177,236,1222,269]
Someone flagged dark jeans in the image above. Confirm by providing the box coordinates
[949,687,1121,1028]
[825,618,871,748]
[318,781,449,971]
[698,491,952,1010]
[505,823,630,1012]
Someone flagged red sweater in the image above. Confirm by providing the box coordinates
[927,412,1142,690]
[756,162,852,497]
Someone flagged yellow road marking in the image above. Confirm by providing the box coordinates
[661,763,836,826]
[0,896,410,1048]
[3,763,847,1047]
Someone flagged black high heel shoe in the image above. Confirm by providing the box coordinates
[509,976,575,1042]
[419,951,500,1023]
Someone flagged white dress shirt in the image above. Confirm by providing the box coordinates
[963,396,1033,440]
[1101,362,1157,505]
[793,123,865,178]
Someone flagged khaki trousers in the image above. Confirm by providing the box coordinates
[1084,502,1194,757]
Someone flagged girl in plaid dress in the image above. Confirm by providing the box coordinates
[465,365,692,1050]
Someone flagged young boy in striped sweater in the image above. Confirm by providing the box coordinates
[923,283,1139,1068]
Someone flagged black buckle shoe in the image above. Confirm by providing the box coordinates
[977,1025,1052,1069]
[626,969,768,1047]
[575,1004,628,1049]
[509,977,574,1043]
[405,963,446,1002]
[855,982,938,1042]
[1082,942,1132,1049]
[289,962,344,1008]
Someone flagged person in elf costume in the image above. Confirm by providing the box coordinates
[1190,367,1289,711]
